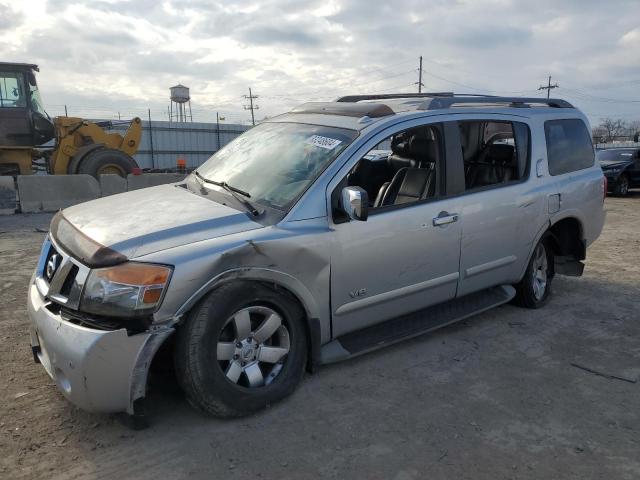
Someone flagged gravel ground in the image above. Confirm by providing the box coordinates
[1,195,639,480]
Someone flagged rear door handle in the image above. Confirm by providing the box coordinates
[433,213,459,227]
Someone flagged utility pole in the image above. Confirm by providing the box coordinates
[243,88,259,126]
[538,75,559,99]
[216,112,221,151]
[148,108,155,169]
[416,55,424,93]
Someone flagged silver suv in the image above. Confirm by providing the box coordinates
[27,94,606,418]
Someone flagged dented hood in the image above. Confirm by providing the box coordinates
[54,183,262,263]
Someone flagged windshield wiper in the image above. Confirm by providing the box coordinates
[195,171,262,216]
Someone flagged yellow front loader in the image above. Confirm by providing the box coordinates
[0,62,141,177]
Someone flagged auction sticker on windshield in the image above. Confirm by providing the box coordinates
[306,135,342,150]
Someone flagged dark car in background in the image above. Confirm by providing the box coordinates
[597,148,640,196]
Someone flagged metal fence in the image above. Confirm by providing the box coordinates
[595,141,640,149]
[107,120,250,170]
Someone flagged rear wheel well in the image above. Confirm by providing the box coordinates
[547,217,585,260]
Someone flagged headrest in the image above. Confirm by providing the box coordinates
[408,137,438,163]
[391,134,410,156]
[390,131,438,168]
[487,143,515,163]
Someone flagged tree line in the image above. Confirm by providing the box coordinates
[592,118,640,144]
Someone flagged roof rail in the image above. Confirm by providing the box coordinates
[336,92,454,103]
[422,96,574,110]
[291,102,395,118]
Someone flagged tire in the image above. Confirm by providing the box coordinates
[513,238,553,309]
[76,148,138,178]
[174,281,307,417]
[613,174,630,196]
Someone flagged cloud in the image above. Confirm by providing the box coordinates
[3,0,639,124]
[450,25,532,48]
[619,28,640,47]
[238,26,321,47]
[0,2,24,31]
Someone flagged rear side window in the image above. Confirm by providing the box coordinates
[544,119,594,175]
[457,120,529,191]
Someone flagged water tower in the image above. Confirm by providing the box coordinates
[169,84,193,122]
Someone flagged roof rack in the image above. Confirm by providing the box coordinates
[291,102,394,118]
[423,96,573,110]
[336,92,454,102]
[337,93,573,109]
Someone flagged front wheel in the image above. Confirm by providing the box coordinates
[613,174,630,196]
[174,281,307,417]
[513,239,553,308]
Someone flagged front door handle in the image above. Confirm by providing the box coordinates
[433,212,459,227]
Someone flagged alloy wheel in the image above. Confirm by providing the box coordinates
[216,306,290,388]
[619,176,629,195]
[531,243,548,301]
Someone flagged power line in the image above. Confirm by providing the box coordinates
[420,70,539,95]
[561,87,640,103]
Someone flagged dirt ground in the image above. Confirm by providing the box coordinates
[1,194,639,480]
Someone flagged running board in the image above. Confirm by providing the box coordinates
[321,285,515,364]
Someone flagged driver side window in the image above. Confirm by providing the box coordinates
[343,124,443,212]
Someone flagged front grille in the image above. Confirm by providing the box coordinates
[35,236,90,311]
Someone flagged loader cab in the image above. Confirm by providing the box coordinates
[0,63,54,147]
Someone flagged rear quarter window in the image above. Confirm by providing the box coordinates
[544,119,595,175]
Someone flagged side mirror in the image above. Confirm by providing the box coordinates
[340,186,369,221]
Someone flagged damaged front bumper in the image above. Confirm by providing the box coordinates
[27,282,172,414]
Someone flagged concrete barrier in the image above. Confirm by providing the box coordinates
[12,173,190,213]
[0,176,16,214]
[99,174,127,197]
[18,175,101,213]
[126,173,186,191]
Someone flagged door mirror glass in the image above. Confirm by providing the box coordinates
[341,186,369,221]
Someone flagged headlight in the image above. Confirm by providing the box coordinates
[80,262,173,317]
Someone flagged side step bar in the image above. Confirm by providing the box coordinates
[321,285,515,364]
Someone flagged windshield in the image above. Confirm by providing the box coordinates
[196,122,358,210]
[597,149,635,162]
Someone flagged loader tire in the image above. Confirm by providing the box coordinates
[77,148,138,178]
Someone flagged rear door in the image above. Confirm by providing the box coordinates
[453,117,539,296]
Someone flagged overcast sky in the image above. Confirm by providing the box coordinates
[2,0,639,125]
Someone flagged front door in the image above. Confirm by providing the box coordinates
[454,118,537,296]
[0,70,32,146]
[329,122,463,337]
[331,200,463,337]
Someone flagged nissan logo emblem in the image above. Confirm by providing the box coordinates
[46,253,60,280]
